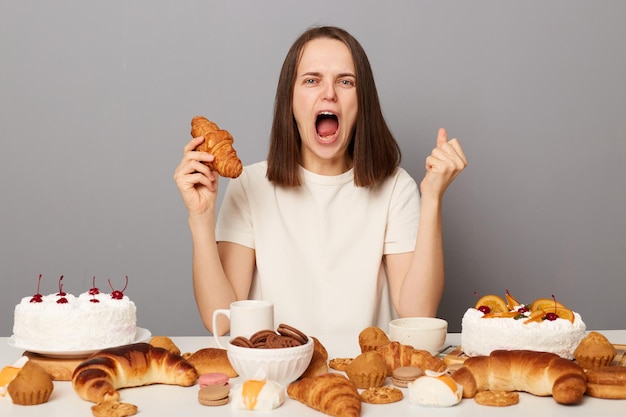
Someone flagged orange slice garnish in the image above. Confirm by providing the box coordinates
[523,309,546,324]
[551,307,575,323]
[475,295,508,314]
[530,298,566,312]
[482,311,521,319]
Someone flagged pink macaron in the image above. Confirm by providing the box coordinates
[199,372,230,389]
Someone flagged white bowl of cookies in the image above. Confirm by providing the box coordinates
[226,324,314,387]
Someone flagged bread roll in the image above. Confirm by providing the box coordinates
[185,348,238,378]
[585,366,626,399]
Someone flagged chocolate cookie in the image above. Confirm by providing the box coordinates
[230,336,254,348]
[250,329,276,347]
[277,323,308,345]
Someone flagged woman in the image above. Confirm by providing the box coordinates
[174,26,466,336]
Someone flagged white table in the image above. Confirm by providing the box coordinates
[1,330,625,416]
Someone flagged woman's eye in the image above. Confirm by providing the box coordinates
[339,79,354,86]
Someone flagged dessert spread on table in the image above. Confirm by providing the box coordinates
[3,288,626,417]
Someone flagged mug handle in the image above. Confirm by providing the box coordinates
[212,309,230,349]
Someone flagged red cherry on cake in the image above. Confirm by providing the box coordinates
[56,275,68,304]
[30,274,44,303]
[544,312,559,321]
[108,275,129,300]
[56,275,67,296]
[517,306,530,313]
[88,276,100,295]
[478,305,491,314]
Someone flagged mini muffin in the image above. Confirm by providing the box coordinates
[358,326,390,353]
[574,331,617,368]
[7,360,54,405]
[345,351,388,389]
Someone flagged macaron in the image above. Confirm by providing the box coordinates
[198,384,230,406]
[392,366,423,388]
[199,372,229,388]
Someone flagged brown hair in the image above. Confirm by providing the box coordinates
[266,26,401,187]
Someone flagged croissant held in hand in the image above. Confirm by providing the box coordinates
[72,343,198,403]
[190,116,243,178]
[451,349,586,404]
[288,373,361,417]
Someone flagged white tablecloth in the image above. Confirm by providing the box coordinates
[1,330,625,416]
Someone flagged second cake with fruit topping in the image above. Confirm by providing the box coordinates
[461,291,586,359]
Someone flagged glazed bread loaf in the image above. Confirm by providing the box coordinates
[451,349,586,404]
[72,343,198,403]
[190,116,243,178]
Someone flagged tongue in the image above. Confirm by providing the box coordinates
[317,118,338,137]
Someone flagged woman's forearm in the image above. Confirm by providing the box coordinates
[189,214,237,335]
[397,194,445,317]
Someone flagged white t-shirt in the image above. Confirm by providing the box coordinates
[216,161,420,337]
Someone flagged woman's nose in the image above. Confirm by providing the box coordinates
[321,82,337,102]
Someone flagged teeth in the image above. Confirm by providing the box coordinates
[319,111,336,116]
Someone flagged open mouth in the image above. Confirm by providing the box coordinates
[315,112,339,140]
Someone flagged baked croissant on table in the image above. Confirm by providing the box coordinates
[450,349,587,404]
[190,116,243,178]
[72,342,198,403]
[288,373,361,417]
[375,341,447,375]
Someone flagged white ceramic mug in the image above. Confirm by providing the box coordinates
[388,317,448,355]
[212,300,274,348]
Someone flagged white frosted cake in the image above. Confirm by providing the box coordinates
[460,293,586,360]
[12,277,137,352]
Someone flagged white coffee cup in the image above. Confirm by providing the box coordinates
[212,300,274,349]
[388,317,448,355]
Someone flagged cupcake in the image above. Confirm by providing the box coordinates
[7,360,54,405]
[358,326,390,353]
[345,351,388,389]
[574,331,617,368]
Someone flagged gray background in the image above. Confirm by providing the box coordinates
[1,1,624,337]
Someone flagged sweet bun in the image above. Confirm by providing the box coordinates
[7,360,54,405]
[574,332,616,369]
[585,366,626,399]
[186,348,238,378]
[358,326,390,353]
